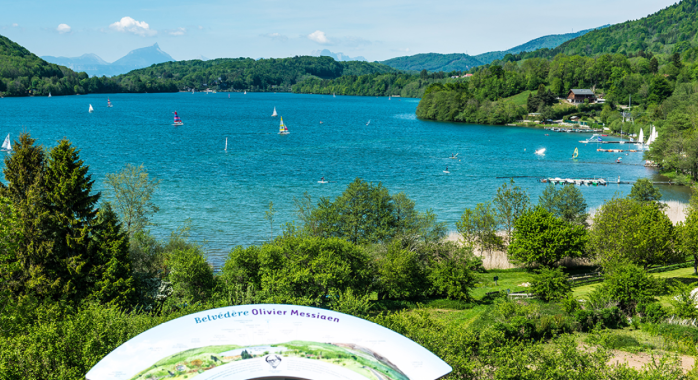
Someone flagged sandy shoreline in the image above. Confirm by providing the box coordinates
[447,200,691,270]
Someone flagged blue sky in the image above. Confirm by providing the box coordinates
[0,0,679,62]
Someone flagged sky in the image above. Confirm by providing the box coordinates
[0,0,680,63]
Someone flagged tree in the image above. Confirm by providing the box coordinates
[456,202,502,257]
[492,178,530,245]
[87,202,135,308]
[589,198,678,270]
[376,241,426,300]
[649,57,659,74]
[597,264,661,314]
[0,134,49,298]
[311,179,441,246]
[538,184,588,226]
[35,139,101,302]
[647,75,673,104]
[531,267,571,301]
[629,178,663,205]
[679,205,698,274]
[508,207,587,267]
[104,164,160,236]
[427,247,476,301]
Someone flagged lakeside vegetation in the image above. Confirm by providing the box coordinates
[2,132,698,378]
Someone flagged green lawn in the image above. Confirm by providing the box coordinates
[471,269,533,299]
[501,90,533,106]
[573,266,698,300]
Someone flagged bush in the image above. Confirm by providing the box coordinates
[530,267,572,301]
[637,302,668,323]
[573,307,626,332]
[562,295,580,314]
[427,248,477,301]
[598,265,662,314]
[508,207,587,267]
[668,282,698,319]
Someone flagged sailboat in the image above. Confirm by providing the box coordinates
[647,125,657,146]
[333,93,336,98]
[271,107,278,117]
[228,94,230,99]
[173,111,183,126]
[278,117,289,135]
[389,96,391,100]
[107,98,112,108]
[244,91,247,95]
[225,138,228,151]
[366,120,371,126]
[48,92,51,98]
[1,134,12,152]
[89,104,94,113]
[572,148,578,159]
[636,128,645,149]
[535,148,546,155]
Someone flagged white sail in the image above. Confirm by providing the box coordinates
[225,137,228,151]
[647,125,656,146]
[2,134,11,151]
[89,104,94,113]
[48,92,51,98]
[271,107,277,117]
[637,128,644,144]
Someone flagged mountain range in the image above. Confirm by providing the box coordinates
[311,49,366,62]
[41,43,175,77]
[380,25,609,72]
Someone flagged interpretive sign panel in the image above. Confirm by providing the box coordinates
[86,304,451,380]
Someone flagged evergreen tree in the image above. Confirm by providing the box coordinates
[87,202,135,308]
[0,134,53,297]
[42,139,100,302]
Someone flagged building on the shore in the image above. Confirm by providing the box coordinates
[567,89,596,103]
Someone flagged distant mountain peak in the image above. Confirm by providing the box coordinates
[311,49,366,62]
[41,43,176,77]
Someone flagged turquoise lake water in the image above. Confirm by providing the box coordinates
[0,92,689,264]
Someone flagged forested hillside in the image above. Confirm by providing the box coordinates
[292,70,458,97]
[0,33,397,96]
[532,0,698,58]
[381,53,483,73]
[111,57,397,93]
[380,26,606,72]
[0,34,119,96]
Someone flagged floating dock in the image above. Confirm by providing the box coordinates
[539,178,679,186]
[597,148,643,153]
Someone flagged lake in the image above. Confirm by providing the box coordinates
[0,92,688,264]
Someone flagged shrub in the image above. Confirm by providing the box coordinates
[668,282,698,319]
[562,295,580,314]
[637,302,668,324]
[530,266,572,301]
[598,265,662,314]
[573,307,626,332]
[508,207,587,267]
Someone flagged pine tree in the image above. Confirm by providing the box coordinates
[88,202,135,308]
[0,133,53,297]
[42,139,100,302]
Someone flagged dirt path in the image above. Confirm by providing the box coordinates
[609,350,695,373]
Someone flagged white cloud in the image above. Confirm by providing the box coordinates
[56,24,71,34]
[307,30,330,44]
[12,23,18,27]
[109,16,156,37]
[169,27,186,36]
[262,32,288,42]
